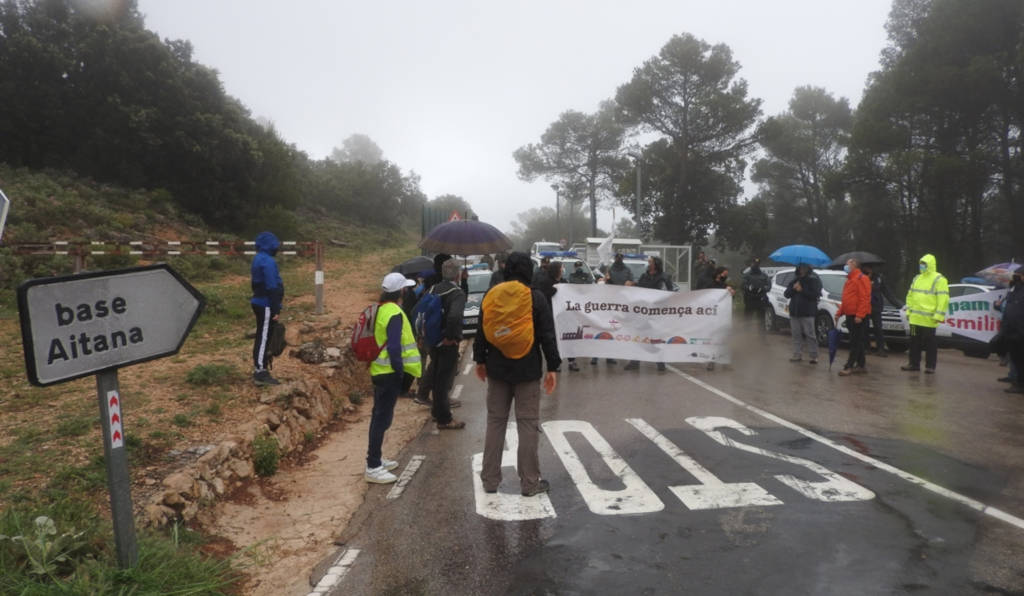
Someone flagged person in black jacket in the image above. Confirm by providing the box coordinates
[474,252,561,497]
[783,264,822,363]
[997,270,1024,394]
[741,258,770,332]
[415,259,468,428]
[861,263,901,356]
[625,256,674,372]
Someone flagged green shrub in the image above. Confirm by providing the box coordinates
[348,391,364,406]
[185,363,240,387]
[251,433,279,477]
[171,414,191,428]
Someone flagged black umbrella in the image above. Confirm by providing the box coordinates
[829,251,885,268]
[419,220,513,256]
[392,255,434,275]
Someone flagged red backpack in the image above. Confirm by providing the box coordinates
[351,303,385,362]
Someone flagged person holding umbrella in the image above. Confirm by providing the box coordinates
[835,257,872,376]
[784,263,821,363]
[901,254,949,374]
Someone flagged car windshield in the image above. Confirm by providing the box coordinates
[819,274,847,296]
[467,273,491,294]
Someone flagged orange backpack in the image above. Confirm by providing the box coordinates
[482,281,535,359]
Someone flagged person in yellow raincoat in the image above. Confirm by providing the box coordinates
[900,254,949,374]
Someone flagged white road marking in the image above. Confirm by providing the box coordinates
[463,363,474,376]
[668,365,1024,531]
[387,455,425,500]
[626,418,783,509]
[472,423,557,520]
[542,420,664,515]
[686,416,874,502]
[307,548,360,595]
[451,384,463,401]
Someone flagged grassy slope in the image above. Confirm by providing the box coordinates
[0,164,420,592]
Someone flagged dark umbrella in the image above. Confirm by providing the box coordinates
[829,251,885,268]
[392,255,434,275]
[419,220,513,256]
[828,327,841,371]
[769,244,831,267]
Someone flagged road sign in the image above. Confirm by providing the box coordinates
[18,264,205,386]
[448,210,462,222]
[0,188,9,242]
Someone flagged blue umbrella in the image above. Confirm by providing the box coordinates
[769,244,831,267]
[419,220,513,256]
[828,328,841,371]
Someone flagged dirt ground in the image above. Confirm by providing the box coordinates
[201,249,433,595]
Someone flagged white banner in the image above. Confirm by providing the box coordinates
[941,289,1008,343]
[552,285,732,363]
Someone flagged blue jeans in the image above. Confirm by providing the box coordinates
[367,373,402,468]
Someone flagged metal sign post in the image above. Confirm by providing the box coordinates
[18,264,204,568]
[96,370,137,567]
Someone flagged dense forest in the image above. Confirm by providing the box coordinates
[1,0,1021,287]
[0,0,432,239]
[515,0,1024,284]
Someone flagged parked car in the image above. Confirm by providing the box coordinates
[763,268,905,347]
[884,283,996,358]
[461,269,492,337]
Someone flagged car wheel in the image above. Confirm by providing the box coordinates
[763,307,778,333]
[815,312,834,347]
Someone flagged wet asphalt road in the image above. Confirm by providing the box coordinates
[311,328,1024,595]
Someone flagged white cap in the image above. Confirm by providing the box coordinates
[382,272,416,292]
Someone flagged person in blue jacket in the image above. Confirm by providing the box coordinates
[251,231,284,385]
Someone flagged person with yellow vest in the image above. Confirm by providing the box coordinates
[900,254,949,374]
[366,272,422,484]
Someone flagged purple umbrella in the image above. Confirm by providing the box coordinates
[419,220,512,256]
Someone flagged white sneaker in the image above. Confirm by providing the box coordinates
[365,465,397,484]
[381,458,399,471]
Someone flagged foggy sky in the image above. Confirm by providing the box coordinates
[137,0,891,236]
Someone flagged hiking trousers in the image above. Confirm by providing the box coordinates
[480,377,542,494]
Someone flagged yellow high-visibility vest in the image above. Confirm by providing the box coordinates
[905,254,949,328]
[369,302,422,378]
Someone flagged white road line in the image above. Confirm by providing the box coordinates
[667,365,1024,531]
[451,384,463,401]
[386,455,425,500]
[307,548,360,595]
[542,420,664,515]
[463,363,474,376]
[626,418,783,509]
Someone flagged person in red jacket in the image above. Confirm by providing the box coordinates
[835,258,872,376]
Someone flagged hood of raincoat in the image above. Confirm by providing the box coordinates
[919,254,936,274]
[254,231,280,255]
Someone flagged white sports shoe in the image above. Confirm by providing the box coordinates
[381,458,399,471]
[365,465,398,484]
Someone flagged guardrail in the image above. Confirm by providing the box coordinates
[7,240,327,314]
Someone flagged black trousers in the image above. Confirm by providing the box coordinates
[252,305,272,371]
[868,307,885,350]
[908,325,938,370]
[426,344,460,424]
[1010,340,1024,388]
[844,315,867,369]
